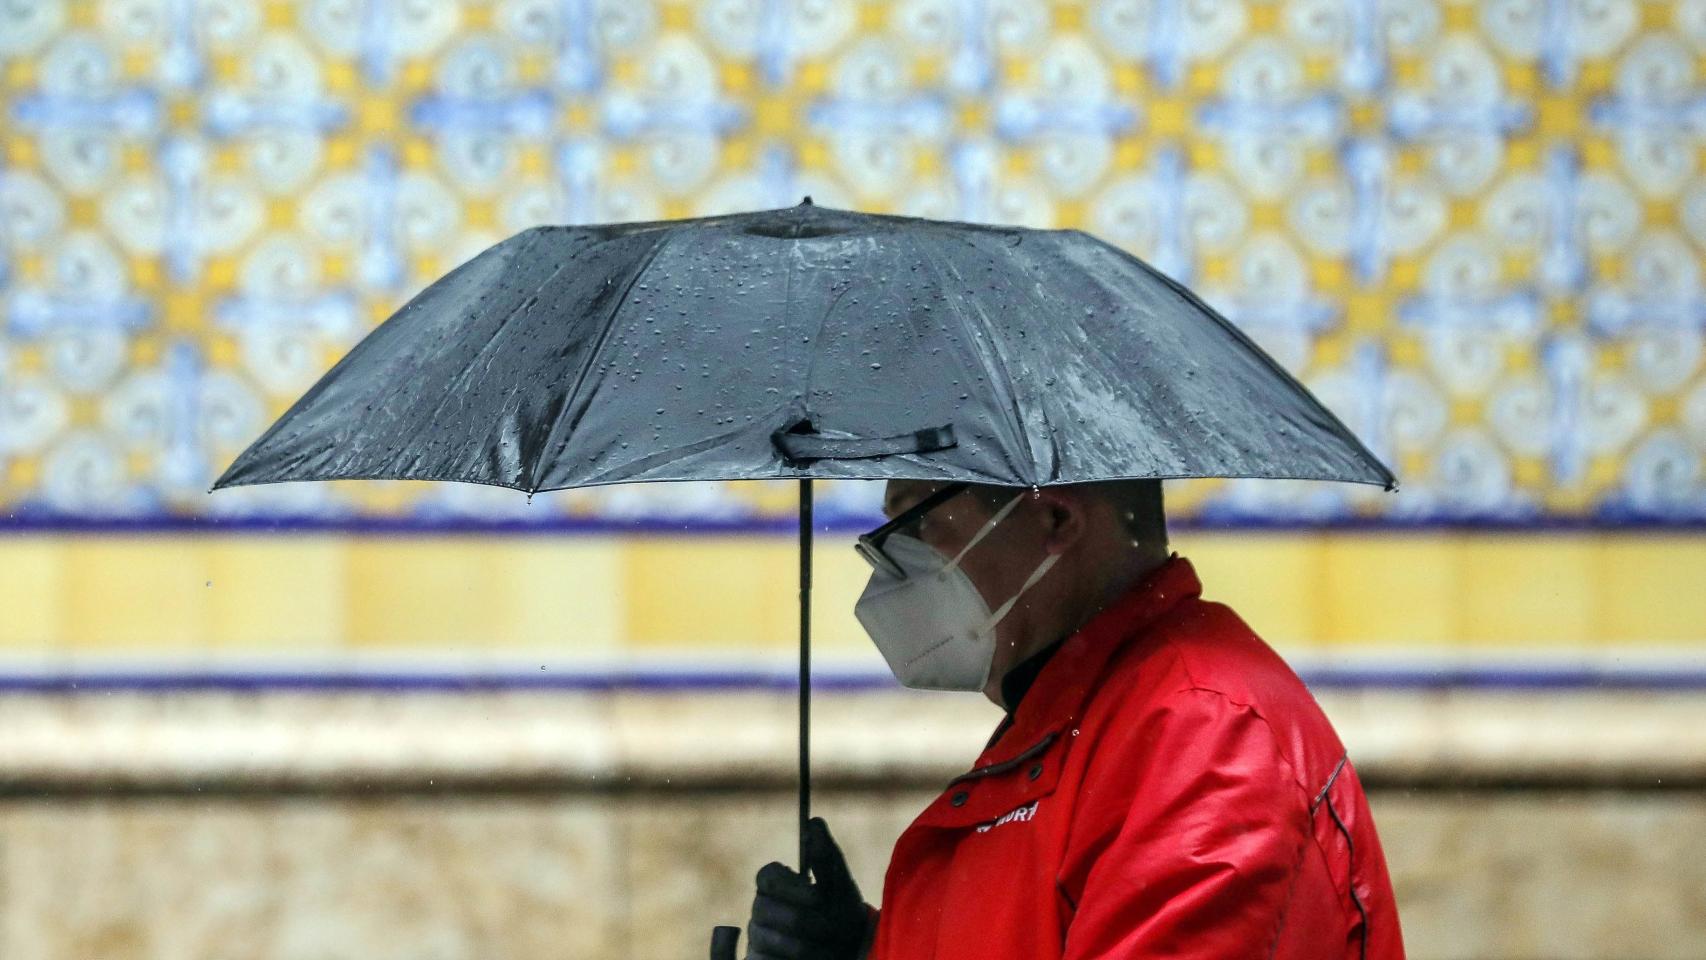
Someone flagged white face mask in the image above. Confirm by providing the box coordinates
[854,490,1061,691]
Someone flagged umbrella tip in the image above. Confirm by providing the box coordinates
[800,195,813,206]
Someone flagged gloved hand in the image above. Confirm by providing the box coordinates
[745,817,872,960]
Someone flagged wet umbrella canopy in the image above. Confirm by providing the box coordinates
[211,198,1392,493]
[211,199,1393,957]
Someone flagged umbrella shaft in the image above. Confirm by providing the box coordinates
[798,478,813,870]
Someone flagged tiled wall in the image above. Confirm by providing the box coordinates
[4,0,1705,523]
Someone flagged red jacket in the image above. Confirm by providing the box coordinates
[867,556,1403,960]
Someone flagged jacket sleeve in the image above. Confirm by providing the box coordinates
[1057,687,1314,959]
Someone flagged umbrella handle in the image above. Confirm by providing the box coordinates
[710,925,741,960]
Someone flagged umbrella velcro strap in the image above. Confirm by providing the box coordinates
[773,423,956,462]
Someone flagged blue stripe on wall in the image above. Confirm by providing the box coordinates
[5,515,1706,535]
[2,665,1704,692]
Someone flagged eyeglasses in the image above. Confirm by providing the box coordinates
[854,481,971,579]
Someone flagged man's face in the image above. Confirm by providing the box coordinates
[878,479,1058,669]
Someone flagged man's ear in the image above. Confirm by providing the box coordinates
[1034,488,1087,555]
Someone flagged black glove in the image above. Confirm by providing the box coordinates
[745,817,871,960]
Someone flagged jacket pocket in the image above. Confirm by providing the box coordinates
[916,728,1069,830]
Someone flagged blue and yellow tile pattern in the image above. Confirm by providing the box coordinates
[1,0,1703,523]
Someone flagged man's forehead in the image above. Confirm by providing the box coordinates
[881,479,949,517]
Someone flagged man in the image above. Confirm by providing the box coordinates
[744,479,1404,960]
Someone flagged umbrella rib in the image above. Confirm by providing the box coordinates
[797,274,861,412]
[570,420,755,486]
[524,227,681,493]
[381,230,565,481]
[213,232,526,491]
[911,230,1038,483]
[1074,231,1397,490]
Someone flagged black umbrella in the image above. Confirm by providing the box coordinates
[211,198,1393,955]
[214,198,1389,492]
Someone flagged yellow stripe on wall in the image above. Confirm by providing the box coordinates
[0,533,1702,657]
[1187,533,1706,650]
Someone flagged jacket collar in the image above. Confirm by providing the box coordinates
[979,553,1201,764]
[998,637,1063,715]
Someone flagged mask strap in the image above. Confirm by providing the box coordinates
[944,489,1029,572]
[980,552,1061,634]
